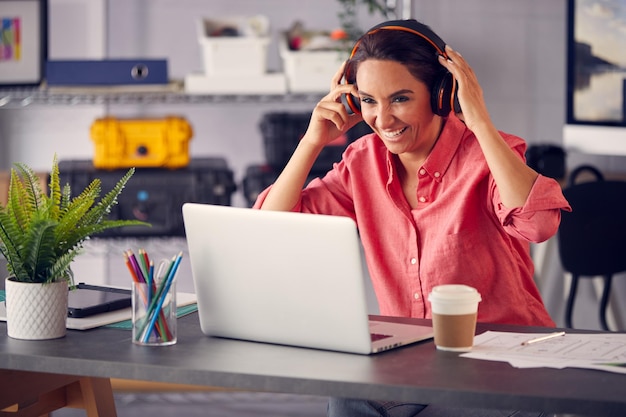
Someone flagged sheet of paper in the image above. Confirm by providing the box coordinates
[461,331,626,374]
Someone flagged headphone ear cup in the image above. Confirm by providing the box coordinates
[431,71,455,116]
[345,93,361,114]
[342,62,361,114]
[452,87,461,114]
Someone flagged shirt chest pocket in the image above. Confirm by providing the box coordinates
[421,230,497,289]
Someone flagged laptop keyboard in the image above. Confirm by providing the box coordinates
[371,333,392,342]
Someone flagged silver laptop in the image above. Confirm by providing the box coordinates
[182,203,433,354]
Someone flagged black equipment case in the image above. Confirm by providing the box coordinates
[259,113,373,174]
[58,157,236,237]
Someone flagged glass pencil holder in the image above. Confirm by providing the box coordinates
[132,280,177,346]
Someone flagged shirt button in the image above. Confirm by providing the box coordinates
[434,171,441,178]
[410,257,417,265]
[414,292,420,300]
[419,169,426,176]
[418,196,427,203]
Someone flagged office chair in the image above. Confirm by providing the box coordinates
[557,165,626,330]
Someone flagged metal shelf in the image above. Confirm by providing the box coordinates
[0,87,324,108]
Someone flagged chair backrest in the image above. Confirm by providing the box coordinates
[557,165,626,276]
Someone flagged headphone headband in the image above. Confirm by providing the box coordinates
[350,20,448,58]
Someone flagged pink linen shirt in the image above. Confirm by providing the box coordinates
[254,115,571,327]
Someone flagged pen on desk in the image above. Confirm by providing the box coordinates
[521,331,566,346]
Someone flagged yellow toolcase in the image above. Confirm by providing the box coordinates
[90,116,193,169]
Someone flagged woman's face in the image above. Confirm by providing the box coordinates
[355,59,442,156]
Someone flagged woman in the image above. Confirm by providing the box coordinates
[255,19,570,416]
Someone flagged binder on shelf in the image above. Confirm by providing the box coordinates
[46,59,169,86]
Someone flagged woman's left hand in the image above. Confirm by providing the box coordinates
[438,45,492,133]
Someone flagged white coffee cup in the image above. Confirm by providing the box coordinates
[428,285,482,352]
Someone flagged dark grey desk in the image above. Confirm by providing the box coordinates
[1,314,624,417]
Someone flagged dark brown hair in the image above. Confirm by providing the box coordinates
[345,29,444,93]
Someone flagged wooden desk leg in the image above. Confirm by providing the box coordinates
[0,370,117,417]
[66,377,117,417]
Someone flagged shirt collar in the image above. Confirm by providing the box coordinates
[385,114,468,182]
[421,115,467,182]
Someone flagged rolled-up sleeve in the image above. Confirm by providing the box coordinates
[495,174,572,243]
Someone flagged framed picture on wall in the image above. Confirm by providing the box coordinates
[0,0,47,87]
[566,0,626,127]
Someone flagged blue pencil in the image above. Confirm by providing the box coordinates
[147,261,154,303]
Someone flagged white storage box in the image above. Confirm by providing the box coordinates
[197,17,270,77]
[280,35,348,93]
[184,72,287,95]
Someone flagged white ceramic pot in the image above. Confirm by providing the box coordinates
[5,277,68,340]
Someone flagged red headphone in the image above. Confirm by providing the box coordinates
[344,19,460,117]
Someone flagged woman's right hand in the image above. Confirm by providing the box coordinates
[301,61,363,149]
[258,62,362,212]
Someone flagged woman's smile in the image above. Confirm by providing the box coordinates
[379,126,408,140]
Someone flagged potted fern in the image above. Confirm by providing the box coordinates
[0,156,148,340]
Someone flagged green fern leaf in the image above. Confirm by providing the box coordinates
[55,184,99,253]
[7,169,31,233]
[48,155,62,221]
[22,218,57,283]
[81,168,134,226]
[14,162,46,213]
[47,249,80,283]
[60,184,71,212]
[0,210,30,281]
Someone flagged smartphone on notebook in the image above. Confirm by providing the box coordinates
[67,283,132,318]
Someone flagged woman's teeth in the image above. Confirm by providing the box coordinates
[381,127,407,138]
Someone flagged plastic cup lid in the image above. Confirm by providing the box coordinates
[428,284,482,304]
